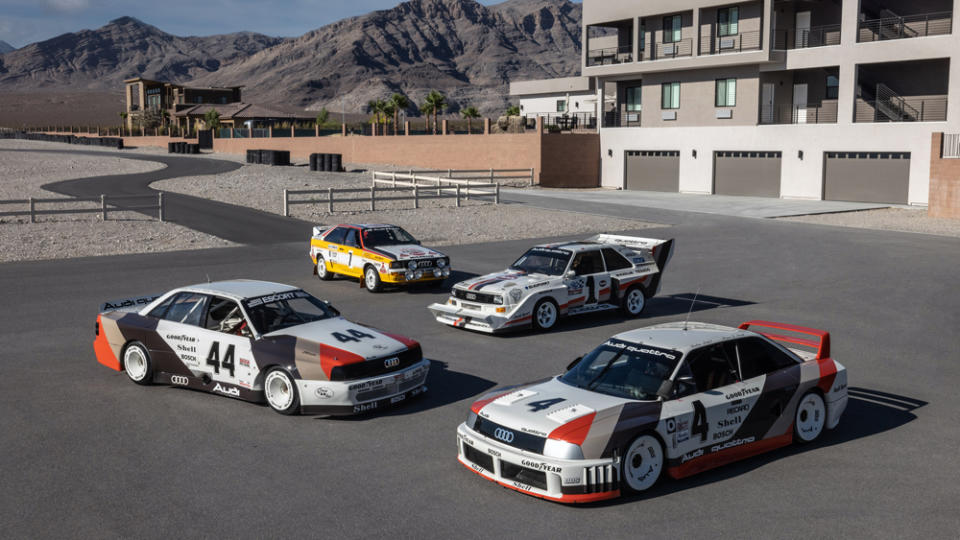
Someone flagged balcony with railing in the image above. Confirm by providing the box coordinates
[759,67,840,125]
[773,24,842,49]
[699,30,762,55]
[698,2,764,55]
[652,38,694,60]
[855,87,948,122]
[760,102,839,124]
[587,45,633,66]
[858,8,952,42]
[586,20,634,67]
[854,59,949,122]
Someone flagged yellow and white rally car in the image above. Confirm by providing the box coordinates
[310,224,451,292]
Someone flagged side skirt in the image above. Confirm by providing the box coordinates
[153,372,265,403]
[666,431,794,480]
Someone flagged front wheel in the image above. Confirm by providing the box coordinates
[123,341,153,385]
[316,255,333,281]
[621,285,646,317]
[264,368,300,415]
[532,298,559,332]
[794,391,826,443]
[364,266,382,293]
[621,433,664,494]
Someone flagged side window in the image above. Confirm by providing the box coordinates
[343,228,360,248]
[324,227,347,245]
[571,250,605,275]
[148,294,177,319]
[162,293,208,327]
[672,361,698,398]
[735,337,798,379]
[686,343,738,391]
[205,296,250,336]
[601,248,632,271]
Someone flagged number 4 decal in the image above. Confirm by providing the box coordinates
[692,400,708,442]
[527,398,566,412]
[333,329,375,343]
[206,341,236,377]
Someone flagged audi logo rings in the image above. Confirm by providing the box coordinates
[171,375,189,386]
[494,428,515,443]
[384,357,400,368]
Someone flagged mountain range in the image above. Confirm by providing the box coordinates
[0,41,14,54]
[0,0,582,116]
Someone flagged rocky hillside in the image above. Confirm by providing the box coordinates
[0,0,581,116]
[0,41,14,54]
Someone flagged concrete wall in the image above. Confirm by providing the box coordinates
[642,64,761,126]
[929,132,960,218]
[519,92,596,116]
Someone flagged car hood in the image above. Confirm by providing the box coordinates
[455,270,555,296]
[265,317,410,359]
[367,244,444,261]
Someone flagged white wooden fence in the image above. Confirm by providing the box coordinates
[0,193,164,222]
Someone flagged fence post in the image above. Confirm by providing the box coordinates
[456,185,461,208]
[328,187,333,213]
[530,167,535,186]
[447,168,452,179]
[29,197,35,223]
[371,186,376,211]
[100,194,106,221]
[392,172,397,188]
[283,189,289,217]
[495,184,500,205]
[414,184,419,209]
[158,193,164,222]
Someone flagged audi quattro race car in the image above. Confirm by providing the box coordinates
[428,234,674,333]
[310,223,451,292]
[93,280,429,415]
[457,320,847,503]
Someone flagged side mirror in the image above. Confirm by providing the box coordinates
[656,380,674,400]
[564,270,576,280]
[566,356,583,371]
[324,301,340,317]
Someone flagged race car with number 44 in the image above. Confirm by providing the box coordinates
[457,320,847,503]
[94,280,429,415]
[428,234,674,333]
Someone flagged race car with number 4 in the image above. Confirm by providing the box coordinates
[457,320,847,503]
[94,280,429,415]
[428,234,674,333]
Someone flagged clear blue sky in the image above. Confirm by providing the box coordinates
[0,0,580,49]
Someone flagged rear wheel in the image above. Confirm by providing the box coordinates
[794,391,826,443]
[123,341,153,385]
[364,265,382,293]
[532,298,558,331]
[621,433,664,493]
[316,255,333,281]
[621,285,646,317]
[264,368,300,415]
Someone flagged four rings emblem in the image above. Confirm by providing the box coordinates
[384,357,400,369]
[171,375,189,386]
[494,428,515,443]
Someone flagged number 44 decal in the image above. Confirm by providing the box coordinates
[332,329,375,343]
[206,341,236,377]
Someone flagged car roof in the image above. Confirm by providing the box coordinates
[534,241,609,253]
[178,279,298,301]
[611,322,754,354]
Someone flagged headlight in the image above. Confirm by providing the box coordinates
[437,258,447,268]
[543,439,584,460]
[405,271,415,281]
[407,260,417,270]
[433,268,442,278]
[390,261,405,269]
[443,268,451,277]
[466,411,478,429]
[493,295,503,305]
[508,288,523,302]
[414,270,423,279]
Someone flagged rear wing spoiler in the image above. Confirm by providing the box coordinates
[100,294,161,314]
[591,233,675,296]
[312,225,333,239]
[738,320,831,360]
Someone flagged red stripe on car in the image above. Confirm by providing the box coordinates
[548,412,597,446]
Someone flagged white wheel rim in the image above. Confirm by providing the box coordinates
[365,269,377,289]
[124,346,148,381]
[796,393,826,442]
[265,371,294,411]
[626,289,645,314]
[317,257,327,277]
[624,435,663,492]
[537,302,557,328]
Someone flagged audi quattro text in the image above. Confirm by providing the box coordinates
[428,234,674,333]
[94,280,429,415]
[310,223,451,292]
[457,320,847,503]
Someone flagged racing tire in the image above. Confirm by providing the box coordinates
[264,368,300,415]
[794,391,826,444]
[621,433,664,494]
[316,255,334,281]
[123,341,153,386]
[532,298,559,332]
[363,265,382,293]
[621,285,646,317]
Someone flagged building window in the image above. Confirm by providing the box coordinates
[718,7,739,37]
[195,96,202,104]
[557,100,567,113]
[663,15,682,43]
[661,82,680,109]
[826,75,839,99]
[626,86,642,112]
[715,78,737,107]
[639,21,645,51]
[220,96,227,104]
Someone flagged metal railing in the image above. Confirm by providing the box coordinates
[858,11,952,42]
[526,113,597,132]
[773,25,842,49]
[942,133,960,158]
[586,45,633,66]
[374,168,534,187]
[759,102,839,124]
[699,30,761,55]
[854,95,948,122]
[0,193,164,223]
[653,38,693,59]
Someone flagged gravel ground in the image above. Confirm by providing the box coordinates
[0,140,235,262]
[779,207,960,238]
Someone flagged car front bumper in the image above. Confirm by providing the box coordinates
[428,302,530,333]
[298,358,430,415]
[456,423,620,503]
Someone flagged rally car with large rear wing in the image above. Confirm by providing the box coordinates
[428,234,674,333]
[93,280,429,415]
[457,320,847,503]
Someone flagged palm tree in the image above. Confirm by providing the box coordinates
[423,90,447,135]
[461,106,480,134]
[389,93,410,135]
[366,99,386,135]
[118,111,127,136]
[382,101,397,135]
[419,101,433,133]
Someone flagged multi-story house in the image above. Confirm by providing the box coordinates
[124,78,243,131]
[568,0,956,205]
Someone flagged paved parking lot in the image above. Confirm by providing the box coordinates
[1,204,957,538]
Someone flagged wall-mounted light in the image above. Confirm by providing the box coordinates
[575,102,580,108]
[798,150,804,160]
[692,149,697,158]
[608,149,613,157]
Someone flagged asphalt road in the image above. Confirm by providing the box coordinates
[3,148,311,244]
[1,199,957,539]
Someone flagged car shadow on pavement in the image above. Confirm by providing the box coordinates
[319,360,496,421]
[577,387,927,508]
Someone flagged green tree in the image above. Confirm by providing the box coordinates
[389,93,410,135]
[506,104,520,116]
[423,90,447,135]
[382,101,397,133]
[419,101,432,133]
[142,107,163,129]
[204,108,221,131]
[367,99,387,134]
[461,106,480,134]
[118,111,128,135]
[316,107,330,126]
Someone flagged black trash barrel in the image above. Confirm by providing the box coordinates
[323,153,334,172]
[309,153,318,171]
[169,142,177,154]
[331,153,342,172]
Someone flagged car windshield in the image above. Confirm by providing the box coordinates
[509,248,571,276]
[362,227,417,247]
[560,339,682,400]
[241,290,337,335]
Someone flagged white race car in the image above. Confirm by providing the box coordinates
[94,280,429,415]
[458,320,848,503]
[428,234,674,333]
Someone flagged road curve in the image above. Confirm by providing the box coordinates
[3,148,312,244]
